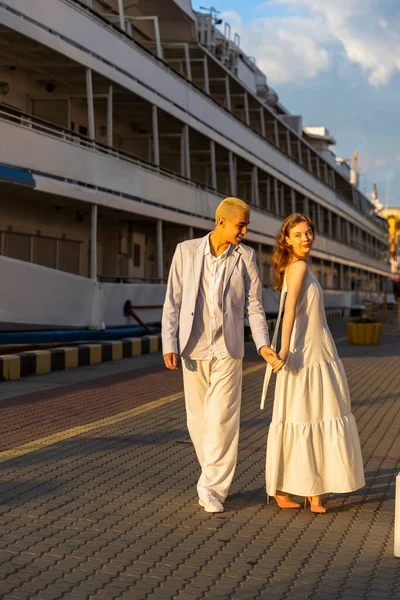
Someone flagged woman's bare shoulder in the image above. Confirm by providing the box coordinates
[286,260,308,280]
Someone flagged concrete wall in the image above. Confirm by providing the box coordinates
[0,255,94,328]
[102,282,166,326]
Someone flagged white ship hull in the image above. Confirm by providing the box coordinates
[0,0,391,333]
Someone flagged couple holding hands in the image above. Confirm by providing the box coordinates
[162,197,364,514]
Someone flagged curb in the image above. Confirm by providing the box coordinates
[0,335,161,382]
[0,310,346,382]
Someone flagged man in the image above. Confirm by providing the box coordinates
[162,197,282,513]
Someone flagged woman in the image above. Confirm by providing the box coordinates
[266,214,365,512]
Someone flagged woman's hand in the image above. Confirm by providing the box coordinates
[278,348,289,364]
[260,346,285,374]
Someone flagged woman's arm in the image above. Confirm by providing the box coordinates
[279,261,308,362]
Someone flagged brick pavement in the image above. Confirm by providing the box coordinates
[0,320,399,600]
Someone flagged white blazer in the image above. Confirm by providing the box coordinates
[162,234,270,359]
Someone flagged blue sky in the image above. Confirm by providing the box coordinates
[193,1,298,20]
[193,1,400,207]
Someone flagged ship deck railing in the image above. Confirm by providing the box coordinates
[0,103,274,220]
[0,103,387,262]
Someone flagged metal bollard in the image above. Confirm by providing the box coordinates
[396,472,400,557]
[397,300,400,333]
[382,292,387,322]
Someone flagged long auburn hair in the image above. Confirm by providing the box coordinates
[272,213,315,290]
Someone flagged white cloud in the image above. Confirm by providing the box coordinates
[373,158,389,168]
[223,1,400,86]
[219,11,331,84]
[356,154,390,173]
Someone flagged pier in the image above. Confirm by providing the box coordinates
[0,318,398,599]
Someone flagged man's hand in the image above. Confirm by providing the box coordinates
[259,346,284,374]
[164,353,179,371]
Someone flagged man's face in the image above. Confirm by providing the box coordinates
[220,210,250,245]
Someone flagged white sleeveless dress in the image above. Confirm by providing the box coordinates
[266,266,365,497]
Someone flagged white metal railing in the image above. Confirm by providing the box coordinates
[100,14,163,59]
[100,275,167,285]
[0,105,213,193]
[0,104,389,265]
[0,104,278,217]
[0,229,81,275]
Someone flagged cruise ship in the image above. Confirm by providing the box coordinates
[0,0,391,333]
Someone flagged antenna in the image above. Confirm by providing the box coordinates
[385,173,389,209]
[199,6,220,13]
[199,6,222,25]
[353,150,359,172]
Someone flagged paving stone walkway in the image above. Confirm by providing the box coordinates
[0,320,399,599]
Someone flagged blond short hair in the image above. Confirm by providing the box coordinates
[215,197,250,222]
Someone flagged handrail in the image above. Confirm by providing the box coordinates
[0,227,82,245]
[0,104,216,194]
[0,103,275,217]
[99,276,167,284]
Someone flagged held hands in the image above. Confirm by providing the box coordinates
[164,348,287,372]
[278,348,289,364]
[164,352,179,371]
[260,346,285,374]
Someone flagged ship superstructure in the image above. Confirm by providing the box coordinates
[0,0,391,330]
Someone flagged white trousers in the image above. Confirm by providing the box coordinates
[182,356,243,502]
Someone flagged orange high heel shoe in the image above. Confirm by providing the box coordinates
[304,496,326,513]
[267,494,301,509]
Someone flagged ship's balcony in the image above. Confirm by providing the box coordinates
[0,104,389,280]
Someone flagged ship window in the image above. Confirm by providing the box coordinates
[79,125,88,136]
[35,236,57,269]
[58,239,81,275]
[6,232,31,262]
[133,243,141,267]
